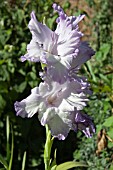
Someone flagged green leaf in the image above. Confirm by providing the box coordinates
[0,95,6,114]
[21,151,26,170]
[14,81,27,93]
[107,129,113,139]
[0,60,6,65]
[50,149,57,170]
[103,116,113,127]
[100,43,111,60]
[86,61,97,82]
[109,164,113,170]
[8,125,14,170]
[99,73,110,84]
[0,155,8,169]
[51,165,57,170]
[95,51,102,61]
[56,161,88,170]
[0,81,8,93]
[16,9,24,25]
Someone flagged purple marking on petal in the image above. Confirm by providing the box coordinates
[57,134,66,140]
[30,11,36,20]
[52,3,64,13]
[14,101,27,118]
[74,112,95,137]
[21,56,27,62]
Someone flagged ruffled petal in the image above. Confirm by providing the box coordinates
[40,107,70,140]
[21,39,41,62]
[14,88,41,118]
[55,17,82,57]
[47,61,69,84]
[28,11,58,54]
[29,12,52,46]
[59,92,88,112]
[74,111,95,137]
[53,3,83,57]
[71,41,95,70]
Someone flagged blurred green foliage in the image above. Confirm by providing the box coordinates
[0,0,57,169]
[0,0,113,170]
[73,0,113,169]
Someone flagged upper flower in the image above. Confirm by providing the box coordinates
[21,3,95,83]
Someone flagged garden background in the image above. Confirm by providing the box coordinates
[0,0,113,169]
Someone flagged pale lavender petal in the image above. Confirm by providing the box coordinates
[29,12,52,44]
[55,17,82,57]
[59,92,88,112]
[70,15,85,29]
[29,11,57,53]
[40,108,70,140]
[54,3,84,57]
[21,39,41,62]
[47,62,69,84]
[14,90,41,118]
[71,41,95,70]
[52,3,64,15]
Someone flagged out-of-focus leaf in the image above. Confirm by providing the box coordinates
[16,9,25,25]
[95,51,102,61]
[86,61,97,82]
[0,95,6,114]
[99,73,110,84]
[13,81,27,93]
[0,60,6,65]
[103,116,113,127]
[47,15,57,29]
[21,151,26,170]
[0,154,8,169]
[51,165,57,170]
[56,161,88,170]
[100,43,111,60]
[107,129,113,139]
[109,164,113,170]
[0,81,8,93]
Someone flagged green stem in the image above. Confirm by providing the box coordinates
[44,125,54,170]
[8,125,14,170]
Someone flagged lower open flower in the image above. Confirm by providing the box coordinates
[14,78,95,140]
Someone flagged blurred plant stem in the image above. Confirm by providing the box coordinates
[6,116,14,170]
[21,151,27,170]
[112,21,113,96]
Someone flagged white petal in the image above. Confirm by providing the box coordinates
[15,93,41,118]
[71,41,95,69]
[40,107,70,140]
[67,93,88,110]
[29,12,54,52]
[21,39,41,62]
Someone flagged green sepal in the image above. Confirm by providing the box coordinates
[41,63,47,70]
[50,149,57,170]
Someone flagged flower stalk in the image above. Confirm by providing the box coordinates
[44,125,54,170]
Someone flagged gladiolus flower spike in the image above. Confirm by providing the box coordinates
[14,3,95,140]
